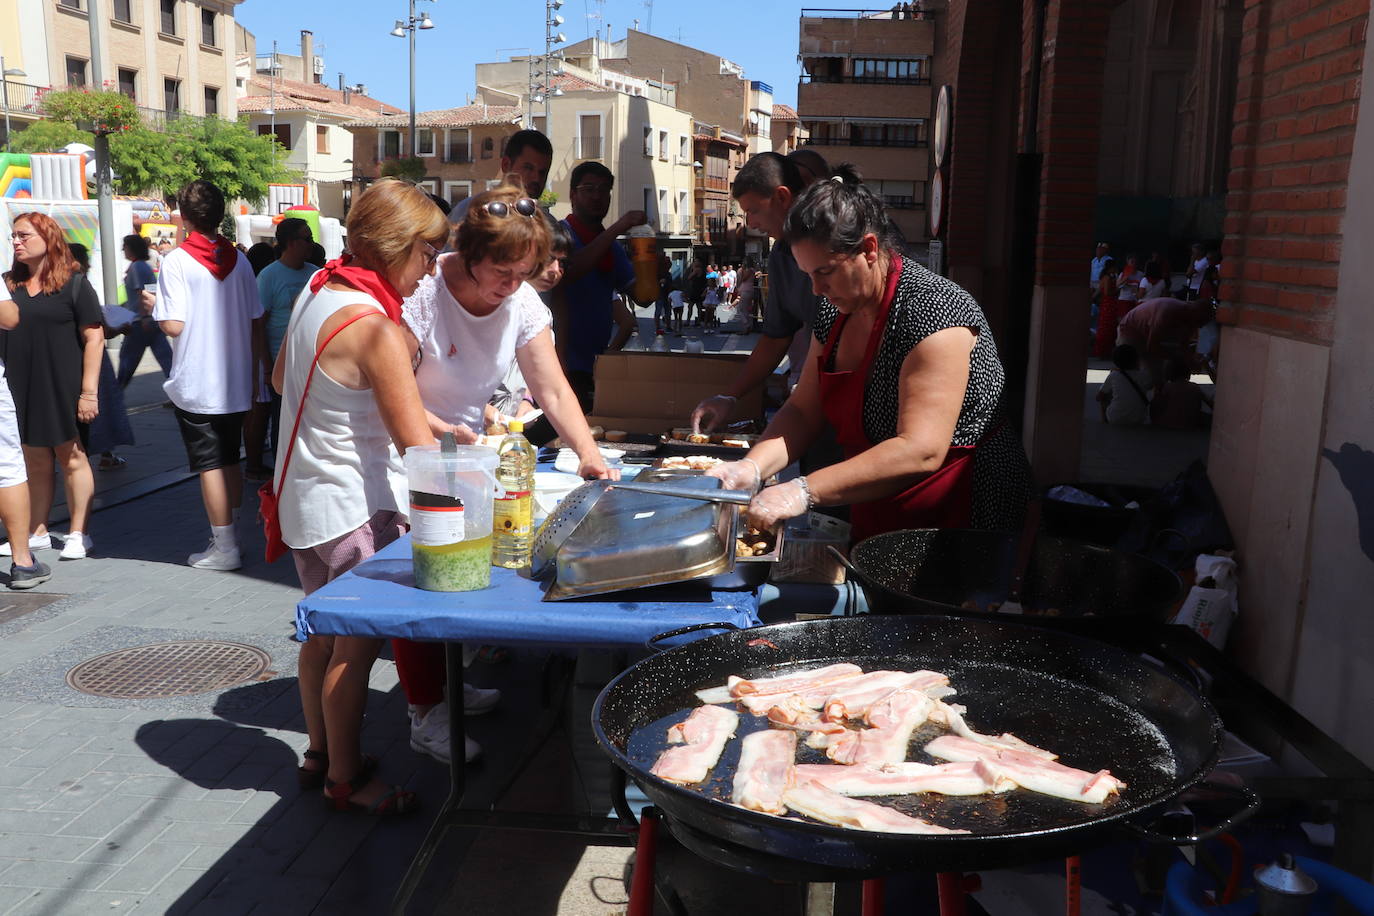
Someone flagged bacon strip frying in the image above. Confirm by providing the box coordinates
[825,689,934,767]
[925,735,1126,804]
[782,779,971,835]
[650,705,740,785]
[731,729,797,814]
[727,663,864,699]
[794,760,1014,797]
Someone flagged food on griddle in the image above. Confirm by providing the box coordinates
[793,760,1014,797]
[925,735,1126,804]
[649,704,739,785]
[820,689,935,767]
[728,662,864,700]
[603,430,627,442]
[655,663,1127,834]
[781,780,971,835]
[688,433,710,444]
[661,455,724,471]
[721,438,750,448]
[731,729,797,814]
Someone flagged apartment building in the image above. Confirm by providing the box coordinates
[345,105,525,211]
[22,0,245,126]
[693,123,748,263]
[797,7,935,242]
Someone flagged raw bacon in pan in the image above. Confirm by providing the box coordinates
[782,779,971,835]
[793,760,1014,797]
[731,730,797,814]
[650,705,740,785]
[925,735,1126,804]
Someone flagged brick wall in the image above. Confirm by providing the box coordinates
[1031,0,1112,287]
[1221,0,1369,344]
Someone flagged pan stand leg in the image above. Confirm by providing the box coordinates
[804,883,837,916]
[861,878,885,916]
[627,805,661,916]
[937,872,980,916]
[1065,856,1082,916]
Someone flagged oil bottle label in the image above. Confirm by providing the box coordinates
[493,490,532,537]
[410,490,464,546]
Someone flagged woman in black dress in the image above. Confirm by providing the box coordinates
[1,213,104,560]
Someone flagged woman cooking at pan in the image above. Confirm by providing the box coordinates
[709,166,1031,542]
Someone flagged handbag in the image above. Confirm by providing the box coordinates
[260,308,388,562]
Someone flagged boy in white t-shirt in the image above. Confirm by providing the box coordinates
[154,181,266,571]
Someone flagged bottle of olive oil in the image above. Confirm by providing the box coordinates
[492,419,537,568]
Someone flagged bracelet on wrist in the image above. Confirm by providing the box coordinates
[795,475,818,509]
[79,394,98,401]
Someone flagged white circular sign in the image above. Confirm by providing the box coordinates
[929,170,944,238]
[932,85,952,169]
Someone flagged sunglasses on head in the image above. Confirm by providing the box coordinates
[481,198,539,219]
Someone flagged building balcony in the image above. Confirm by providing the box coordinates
[695,174,729,192]
[799,9,936,58]
[1,81,44,119]
[801,72,930,86]
[803,135,928,148]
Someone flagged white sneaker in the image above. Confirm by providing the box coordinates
[409,703,481,764]
[188,539,242,571]
[58,532,92,560]
[463,682,501,716]
[0,534,52,556]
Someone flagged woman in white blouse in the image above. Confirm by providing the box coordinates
[402,182,606,476]
[396,181,610,766]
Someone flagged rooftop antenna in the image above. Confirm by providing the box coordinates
[644,0,653,34]
[587,0,605,40]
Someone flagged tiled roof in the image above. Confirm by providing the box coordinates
[241,75,404,120]
[343,104,524,129]
[552,72,606,93]
[772,104,799,122]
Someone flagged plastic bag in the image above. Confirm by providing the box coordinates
[1172,553,1239,648]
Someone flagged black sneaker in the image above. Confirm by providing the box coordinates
[9,560,52,590]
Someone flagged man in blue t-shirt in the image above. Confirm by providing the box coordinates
[556,161,647,410]
[250,218,316,469]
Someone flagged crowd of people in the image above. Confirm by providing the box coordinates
[1090,240,1220,430]
[1,127,1040,815]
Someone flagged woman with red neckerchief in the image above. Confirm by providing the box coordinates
[707,165,1031,543]
[271,179,446,816]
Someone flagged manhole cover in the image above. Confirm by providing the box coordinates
[66,641,272,699]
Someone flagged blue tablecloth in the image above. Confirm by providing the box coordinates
[295,534,761,649]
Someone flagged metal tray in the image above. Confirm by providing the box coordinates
[543,471,738,601]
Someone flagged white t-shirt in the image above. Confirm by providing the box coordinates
[1140,277,1166,300]
[402,264,552,433]
[154,247,263,414]
[1188,257,1209,291]
[1101,369,1151,426]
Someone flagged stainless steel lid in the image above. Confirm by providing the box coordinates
[543,472,737,601]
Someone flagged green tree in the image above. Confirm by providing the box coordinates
[9,120,94,153]
[538,188,558,209]
[110,117,296,204]
[379,156,427,184]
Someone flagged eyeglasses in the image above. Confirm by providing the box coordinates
[481,198,539,219]
[10,232,36,242]
[573,184,612,196]
[421,241,441,270]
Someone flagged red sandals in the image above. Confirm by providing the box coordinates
[323,773,418,816]
[298,750,377,790]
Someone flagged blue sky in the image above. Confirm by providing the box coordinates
[236,0,804,112]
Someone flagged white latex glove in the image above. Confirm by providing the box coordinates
[745,479,810,531]
[705,458,761,494]
[690,394,737,434]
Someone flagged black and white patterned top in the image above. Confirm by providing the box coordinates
[813,255,1032,530]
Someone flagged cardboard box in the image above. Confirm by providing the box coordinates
[588,351,763,435]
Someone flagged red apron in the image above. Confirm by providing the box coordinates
[818,254,977,543]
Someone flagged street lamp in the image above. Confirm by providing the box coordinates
[390,1,435,159]
[2,58,26,154]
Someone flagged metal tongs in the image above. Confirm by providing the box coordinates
[607,481,754,505]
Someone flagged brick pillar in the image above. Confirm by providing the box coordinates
[1020,0,1111,484]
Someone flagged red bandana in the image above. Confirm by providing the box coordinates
[565,213,613,273]
[180,231,238,281]
[308,254,403,324]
